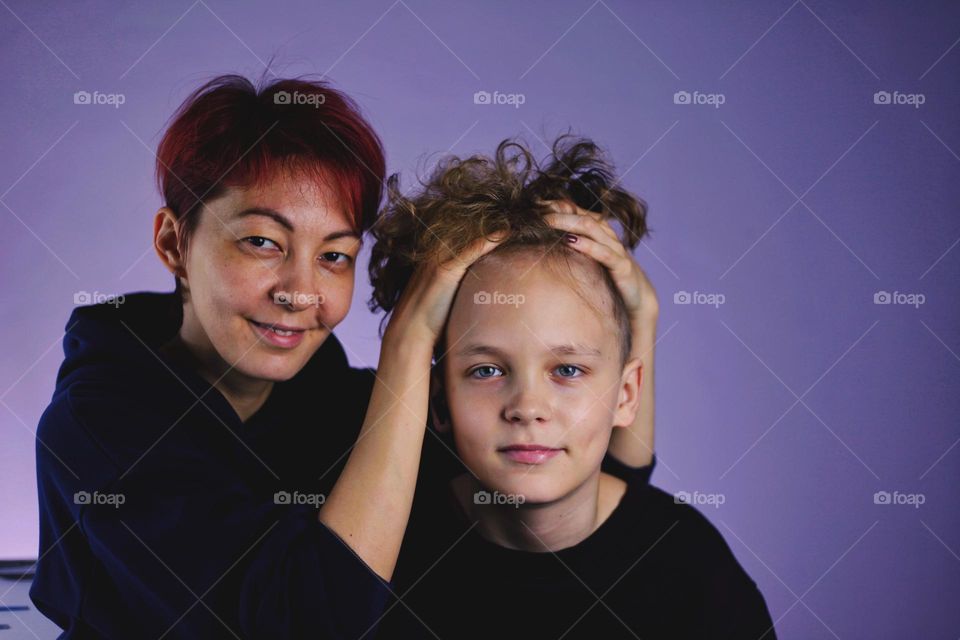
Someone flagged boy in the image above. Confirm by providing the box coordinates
[371,137,776,639]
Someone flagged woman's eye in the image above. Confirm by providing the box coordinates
[554,364,583,378]
[244,236,280,251]
[320,252,352,265]
[470,365,502,379]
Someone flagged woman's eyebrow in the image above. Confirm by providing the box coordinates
[235,206,295,230]
[234,206,360,240]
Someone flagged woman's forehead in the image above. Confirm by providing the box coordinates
[212,174,355,232]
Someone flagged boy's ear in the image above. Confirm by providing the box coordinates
[429,362,452,433]
[612,357,643,429]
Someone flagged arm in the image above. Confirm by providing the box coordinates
[316,331,433,580]
[318,234,506,581]
[607,314,657,467]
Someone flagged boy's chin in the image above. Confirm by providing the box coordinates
[480,476,572,507]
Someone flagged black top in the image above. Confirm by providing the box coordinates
[379,438,777,640]
[31,292,390,639]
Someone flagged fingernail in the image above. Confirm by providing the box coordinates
[565,234,578,243]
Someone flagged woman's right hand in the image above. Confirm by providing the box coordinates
[319,231,507,581]
[383,232,508,347]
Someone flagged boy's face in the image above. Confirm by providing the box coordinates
[438,250,641,505]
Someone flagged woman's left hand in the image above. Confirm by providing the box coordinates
[542,199,659,329]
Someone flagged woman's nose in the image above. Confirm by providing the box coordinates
[273,259,324,310]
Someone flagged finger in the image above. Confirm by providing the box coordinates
[545,212,623,250]
[540,198,618,235]
[440,231,508,277]
[540,199,603,223]
[543,203,619,243]
[563,232,630,271]
[543,198,596,218]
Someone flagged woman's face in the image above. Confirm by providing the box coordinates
[175,172,360,382]
[440,250,640,505]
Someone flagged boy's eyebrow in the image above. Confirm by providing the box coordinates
[234,206,360,241]
[455,342,603,358]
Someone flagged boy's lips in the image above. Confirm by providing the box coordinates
[498,444,564,465]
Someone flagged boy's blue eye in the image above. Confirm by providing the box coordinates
[470,365,502,379]
[555,364,583,378]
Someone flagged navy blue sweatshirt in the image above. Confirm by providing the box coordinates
[30,292,391,639]
[378,441,776,639]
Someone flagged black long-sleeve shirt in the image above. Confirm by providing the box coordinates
[378,438,777,640]
[31,292,390,639]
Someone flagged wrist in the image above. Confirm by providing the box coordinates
[631,316,657,343]
[381,326,436,363]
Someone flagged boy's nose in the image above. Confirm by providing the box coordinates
[503,386,551,425]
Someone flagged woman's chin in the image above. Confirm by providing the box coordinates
[229,352,308,383]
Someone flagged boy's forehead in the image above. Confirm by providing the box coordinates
[463,249,606,300]
[473,247,600,282]
[448,249,618,348]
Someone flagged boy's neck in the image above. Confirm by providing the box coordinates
[452,471,627,552]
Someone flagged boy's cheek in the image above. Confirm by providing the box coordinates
[564,412,619,457]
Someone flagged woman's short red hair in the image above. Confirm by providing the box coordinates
[156,74,385,282]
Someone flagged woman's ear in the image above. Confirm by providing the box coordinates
[429,363,452,433]
[612,357,643,429]
[154,207,187,281]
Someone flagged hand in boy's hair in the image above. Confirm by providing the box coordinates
[367,134,651,328]
[541,197,660,328]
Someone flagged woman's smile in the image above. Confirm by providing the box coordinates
[248,318,308,348]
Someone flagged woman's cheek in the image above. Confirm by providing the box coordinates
[211,250,266,296]
[320,277,354,326]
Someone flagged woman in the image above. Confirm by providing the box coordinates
[30,75,657,639]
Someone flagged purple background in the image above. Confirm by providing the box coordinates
[2,1,959,637]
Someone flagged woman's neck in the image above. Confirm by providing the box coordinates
[452,471,627,552]
[158,316,273,423]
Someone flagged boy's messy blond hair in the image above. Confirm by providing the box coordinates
[368,135,650,362]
